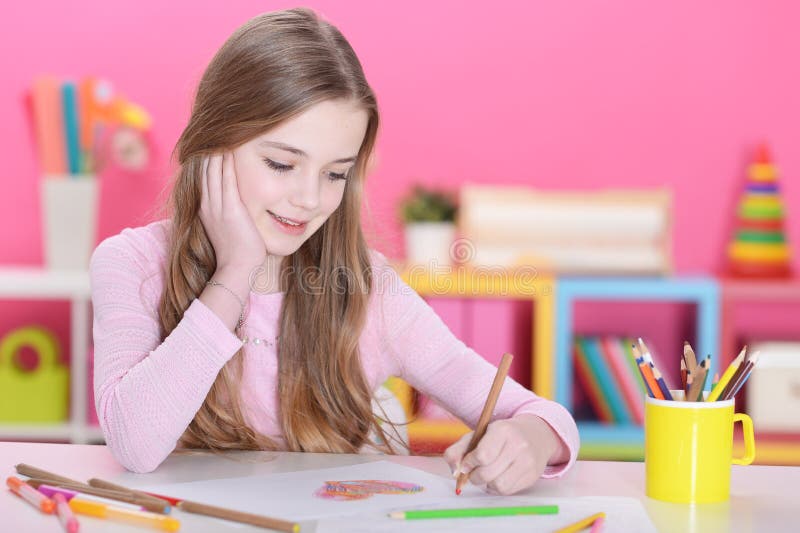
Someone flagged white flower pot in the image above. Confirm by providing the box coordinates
[404,222,456,266]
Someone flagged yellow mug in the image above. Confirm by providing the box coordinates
[645,390,755,503]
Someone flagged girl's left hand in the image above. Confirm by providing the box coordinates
[443,414,566,495]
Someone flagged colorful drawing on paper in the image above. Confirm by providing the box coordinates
[314,480,424,501]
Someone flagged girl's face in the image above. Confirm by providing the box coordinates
[232,99,369,258]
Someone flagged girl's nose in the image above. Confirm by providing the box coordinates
[289,172,321,211]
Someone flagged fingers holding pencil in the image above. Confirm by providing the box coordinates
[444,353,513,495]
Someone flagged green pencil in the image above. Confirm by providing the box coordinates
[388,505,559,520]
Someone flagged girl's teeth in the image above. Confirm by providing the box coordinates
[276,214,300,226]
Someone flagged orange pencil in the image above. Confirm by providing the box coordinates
[455,353,513,495]
[7,476,55,514]
[638,361,663,400]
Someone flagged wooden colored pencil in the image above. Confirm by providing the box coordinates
[87,478,171,508]
[680,358,687,391]
[637,338,656,366]
[684,370,693,401]
[15,464,82,486]
[631,344,659,398]
[455,353,513,495]
[708,346,746,402]
[24,478,170,514]
[638,360,663,400]
[177,500,299,532]
[683,341,698,373]
[722,352,760,401]
[388,504,559,519]
[687,358,708,402]
[718,347,750,400]
[555,512,606,533]
[650,364,674,401]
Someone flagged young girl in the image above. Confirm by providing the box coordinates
[90,7,578,494]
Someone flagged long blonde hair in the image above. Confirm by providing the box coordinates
[160,8,395,453]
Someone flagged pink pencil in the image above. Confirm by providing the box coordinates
[53,493,80,533]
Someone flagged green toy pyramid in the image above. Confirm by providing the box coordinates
[727,144,792,278]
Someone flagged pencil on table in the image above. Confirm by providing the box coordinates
[388,504,559,520]
[554,512,606,533]
[6,476,55,514]
[177,500,299,533]
[88,478,172,508]
[52,493,80,533]
[590,514,606,532]
[15,464,83,486]
[455,352,513,495]
[24,478,170,514]
[707,346,746,402]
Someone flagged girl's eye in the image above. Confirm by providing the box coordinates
[263,158,292,173]
[327,171,348,182]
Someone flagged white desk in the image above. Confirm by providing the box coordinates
[1,442,798,532]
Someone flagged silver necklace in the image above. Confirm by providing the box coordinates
[240,333,279,348]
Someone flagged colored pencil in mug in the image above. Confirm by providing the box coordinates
[555,512,606,533]
[680,358,687,391]
[455,353,513,495]
[683,341,698,373]
[650,364,674,401]
[631,344,660,399]
[686,358,708,402]
[722,351,760,401]
[388,504,558,520]
[708,346,746,402]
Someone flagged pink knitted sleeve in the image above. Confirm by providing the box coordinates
[90,233,244,473]
[373,261,579,477]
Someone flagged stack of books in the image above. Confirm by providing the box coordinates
[573,336,648,424]
[458,186,672,275]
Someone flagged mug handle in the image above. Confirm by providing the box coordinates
[732,413,756,465]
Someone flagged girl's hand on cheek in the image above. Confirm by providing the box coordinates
[199,152,267,275]
[443,414,564,495]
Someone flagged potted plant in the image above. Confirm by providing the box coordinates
[399,185,458,266]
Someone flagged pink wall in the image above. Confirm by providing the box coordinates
[2,2,799,373]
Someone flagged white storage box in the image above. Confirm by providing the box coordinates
[747,342,800,433]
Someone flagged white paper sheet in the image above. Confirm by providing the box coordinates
[137,461,490,521]
[315,496,656,533]
[137,461,656,532]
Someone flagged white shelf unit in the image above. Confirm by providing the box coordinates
[0,267,103,443]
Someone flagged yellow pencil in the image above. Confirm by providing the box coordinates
[554,512,606,533]
[707,346,746,402]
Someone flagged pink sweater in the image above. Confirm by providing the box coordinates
[90,219,579,474]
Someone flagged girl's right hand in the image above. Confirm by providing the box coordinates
[199,152,267,275]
